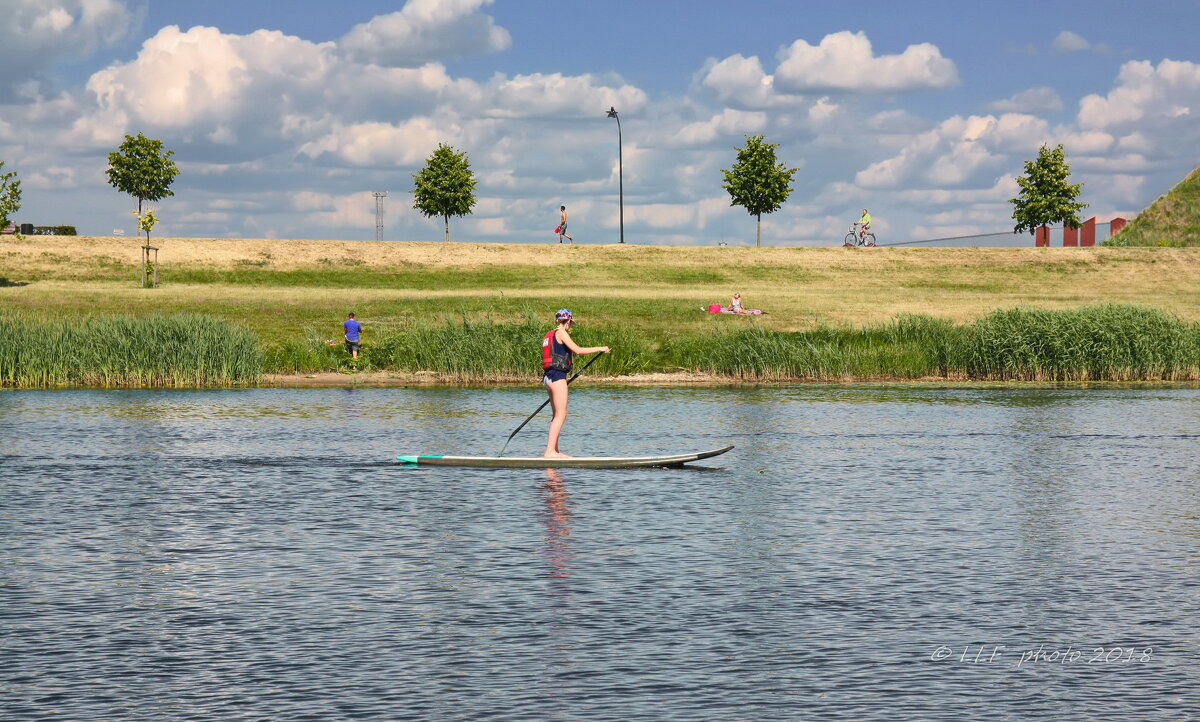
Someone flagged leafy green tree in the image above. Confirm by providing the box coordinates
[105,132,180,217]
[0,161,21,233]
[1010,143,1088,237]
[721,134,797,247]
[411,143,477,242]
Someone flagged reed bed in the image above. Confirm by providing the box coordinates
[662,315,966,380]
[361,316,654,382]
[5,306,1196,386]
[0,313,262,387]
[664,306,1200,381]
[966,305,1200,380]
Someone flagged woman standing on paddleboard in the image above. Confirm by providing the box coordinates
[542,309,608,458]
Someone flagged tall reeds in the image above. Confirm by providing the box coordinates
[361,315,653,382]
[663,315,965,380]
[665,306,1200,381]
[6,306,1193,386]
[0,313,262,387]
[965,305,1200,380]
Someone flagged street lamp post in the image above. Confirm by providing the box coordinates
[606,106,624,244]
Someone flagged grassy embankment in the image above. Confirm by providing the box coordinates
[2,236,1200,385]
[1107,166,1200,247]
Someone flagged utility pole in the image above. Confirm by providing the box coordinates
[373,191,388,241]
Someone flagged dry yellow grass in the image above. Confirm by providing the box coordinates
[2,236,1199,336]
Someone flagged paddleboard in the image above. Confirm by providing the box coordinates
[397,445,733,469]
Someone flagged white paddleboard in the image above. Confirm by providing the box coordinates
[397,445,734,469]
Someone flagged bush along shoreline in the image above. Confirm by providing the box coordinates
[3,306,1199,388]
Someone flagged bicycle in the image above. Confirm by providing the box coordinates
[843,223,876,247]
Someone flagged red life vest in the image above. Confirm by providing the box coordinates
[542,329,573,372]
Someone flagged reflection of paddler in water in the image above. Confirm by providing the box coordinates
[539,469,578,682]
[541,469,574,579]
[541,309,609,459]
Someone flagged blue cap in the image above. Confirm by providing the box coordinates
[555,308,572,320]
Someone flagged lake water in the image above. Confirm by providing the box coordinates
[2,386,1199,720]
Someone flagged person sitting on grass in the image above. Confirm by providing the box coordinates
[730,293,747,314]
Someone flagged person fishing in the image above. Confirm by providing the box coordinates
[542,309,608,458]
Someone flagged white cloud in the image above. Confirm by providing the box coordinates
[299,117,459,167]
[1077,59,1200,137]
[1052,30,1115,56]
[78,25,339,147]
[339,0,510,67]
[698,54,777,108]
[669,109,768,148]
[855,114,1048,190]
[1052,31,1091,53]
[292,191,377,229]
[866,110,931,134]
[473,72,647,119]
[0,0,137,100]
[774,31,958,93]
[985,87,1064,114]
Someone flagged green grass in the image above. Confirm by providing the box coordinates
[1106,166,1200,247]
[0,313,262,387]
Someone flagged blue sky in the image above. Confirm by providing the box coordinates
[2,0,1198,244]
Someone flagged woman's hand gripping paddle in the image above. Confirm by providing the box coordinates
[498,351,606,457]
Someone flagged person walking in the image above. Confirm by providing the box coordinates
[343,312,363,359]
[558,205,573,243]
[541,309,607,458]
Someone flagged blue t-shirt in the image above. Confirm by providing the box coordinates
[343,319,362,342]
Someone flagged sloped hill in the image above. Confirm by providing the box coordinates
[1107,166,1200,247]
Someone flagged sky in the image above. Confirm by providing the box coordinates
[2,0,1199,245]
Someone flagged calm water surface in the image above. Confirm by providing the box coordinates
[2,386,1199,720]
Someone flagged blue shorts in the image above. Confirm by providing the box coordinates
[542,369,568,387]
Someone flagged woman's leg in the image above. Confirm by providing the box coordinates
[543,379,570,457]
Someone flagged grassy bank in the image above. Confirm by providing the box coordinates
[0,313,261,387]
[1107,166,1200,247]
[2,236,1199,385]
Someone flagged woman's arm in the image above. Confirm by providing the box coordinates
[558,329,609,355]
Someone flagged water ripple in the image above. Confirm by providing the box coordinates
[2,387,1199,719]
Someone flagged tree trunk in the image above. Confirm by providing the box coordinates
[756,214,761,248]
[444,215,450,242]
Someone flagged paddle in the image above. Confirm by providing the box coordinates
[498,351,606,456]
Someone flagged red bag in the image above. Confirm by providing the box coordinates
[707,304,722,314]
[553,226,562,234]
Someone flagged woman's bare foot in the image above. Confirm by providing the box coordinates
[543,451,572,459]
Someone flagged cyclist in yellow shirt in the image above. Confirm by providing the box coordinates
[858,209,872,244]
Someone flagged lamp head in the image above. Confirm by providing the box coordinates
[606,107,618,118]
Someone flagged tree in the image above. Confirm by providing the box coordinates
[134,208,158,244]
[1009,143,1088,237]
[411,143,477,242]
[105,132,180,217]
[721,134,797,247]
[0,161,21,233]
